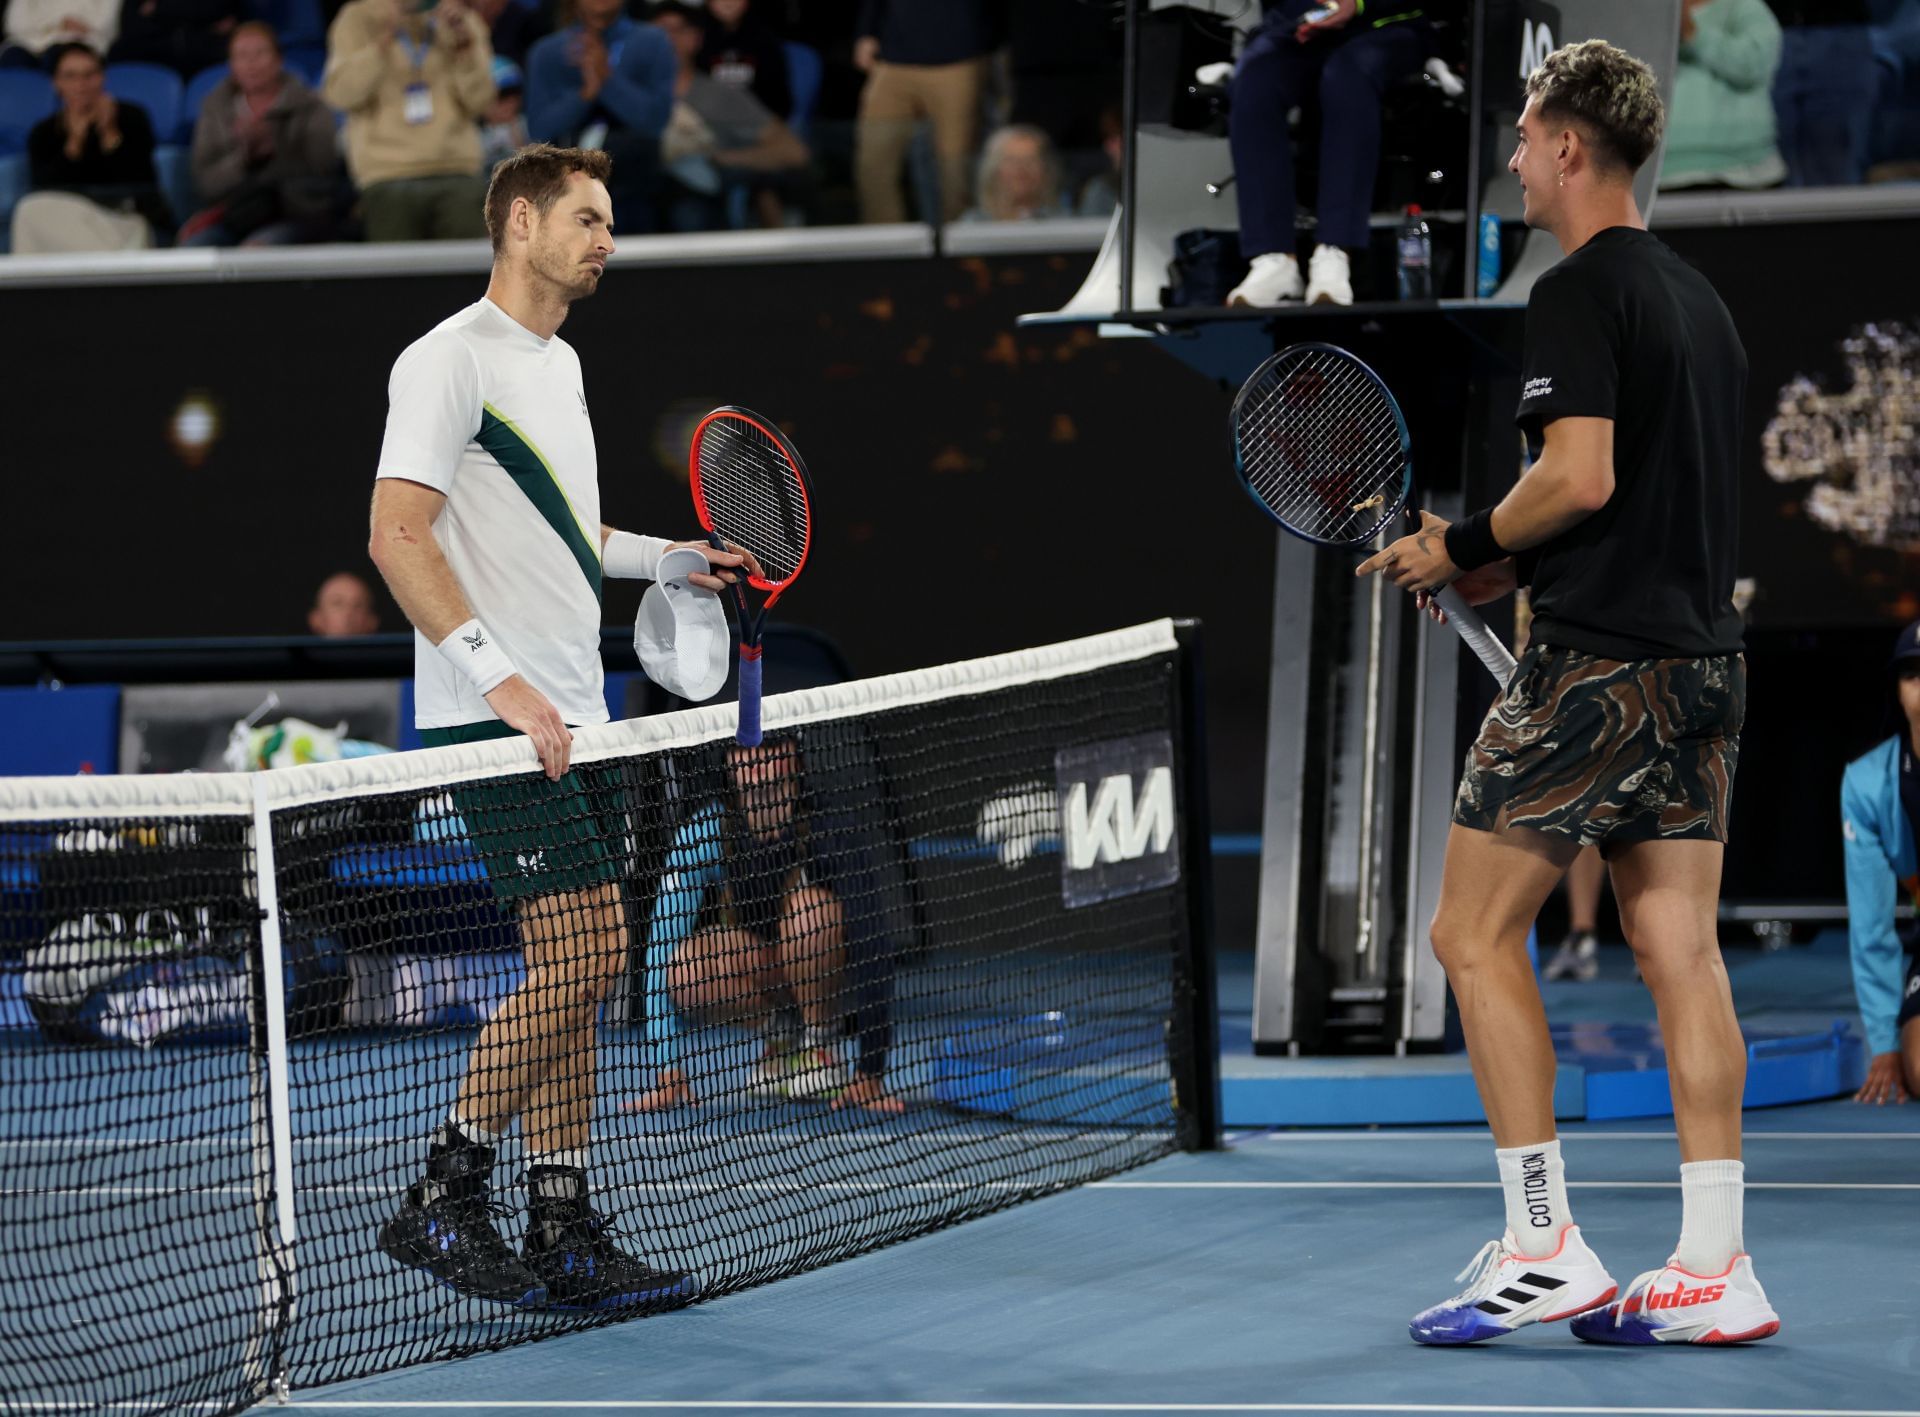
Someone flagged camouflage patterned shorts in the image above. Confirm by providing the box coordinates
[1453,646,1745,847]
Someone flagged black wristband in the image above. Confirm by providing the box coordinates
[1444,507,1507,572]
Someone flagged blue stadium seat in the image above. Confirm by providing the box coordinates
[184,64,231,134]
[0,69,56,153]
[247,0,325,50]
[282,46,327,86]
[154,144,195,227]
[0,152,29,254]
[104,62,186,143]
[783,41,821,140]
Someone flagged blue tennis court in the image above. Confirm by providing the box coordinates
[284,1097,1918,1417]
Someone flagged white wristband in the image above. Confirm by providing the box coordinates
[603,531,672,581]
[436,619,517,695]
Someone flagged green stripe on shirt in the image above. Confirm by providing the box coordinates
[476,402,603,599]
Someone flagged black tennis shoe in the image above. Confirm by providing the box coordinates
[524,1179,697,1312]
[379,1187,547,1307]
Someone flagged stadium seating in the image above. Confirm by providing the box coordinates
[246,0,325,50]
[282,46,327,86]
[103,62,186,143]
[0,71,55,254]
[184,64,231,130]
[784,41,822,142]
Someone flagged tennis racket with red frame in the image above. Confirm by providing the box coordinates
[688,406,814,746]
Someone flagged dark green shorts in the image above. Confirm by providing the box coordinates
[1453,647,1745,848]
[420,720,623,903]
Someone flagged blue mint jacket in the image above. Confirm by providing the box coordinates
[1841,735,1918,1054]
[525,18,674,144]
[644,800,896,1079]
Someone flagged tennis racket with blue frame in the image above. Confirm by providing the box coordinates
[1230,342,1516,683]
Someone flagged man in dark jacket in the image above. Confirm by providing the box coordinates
[182,21,341,245]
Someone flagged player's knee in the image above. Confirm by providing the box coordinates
[781,885,843,941]
[1428,910,1483,975]
[1625,934,1720,990]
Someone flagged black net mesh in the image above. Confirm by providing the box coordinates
[0,818,283,1417]
[0,633,1203,1414]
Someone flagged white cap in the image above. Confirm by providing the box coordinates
[635,546,731,701]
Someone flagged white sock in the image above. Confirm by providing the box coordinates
[446,1108,500,1146]
[1495,1140,1571,1256]
[1675,1159,1744,1275]
[527,1147,590,1173]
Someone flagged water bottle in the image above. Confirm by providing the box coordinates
[1396,204,1432,301]
[1476,211,1502,298]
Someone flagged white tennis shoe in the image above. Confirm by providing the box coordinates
[1306,245,1353,306]
[1571,1254,1781,1345]
[1227,253,1305,306]
[1409,1225,1618,1345]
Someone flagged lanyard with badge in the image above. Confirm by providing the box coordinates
[399,19,434,125]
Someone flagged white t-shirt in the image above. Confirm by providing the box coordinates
[377,298,608,730]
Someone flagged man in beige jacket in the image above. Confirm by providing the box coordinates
[324,0,496,242]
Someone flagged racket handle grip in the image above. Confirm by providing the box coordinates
[1433,586,1517,684]
[736,644,763,747]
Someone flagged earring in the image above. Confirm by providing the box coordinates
[1556,170,1565,187]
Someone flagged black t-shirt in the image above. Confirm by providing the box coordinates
[1513,226,1746,660]
[700,20,793,122]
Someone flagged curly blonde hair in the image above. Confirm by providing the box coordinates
[1524,39,1664,174]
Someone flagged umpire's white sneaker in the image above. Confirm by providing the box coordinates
[1227,252,1304,306]
[1409,1225,1618,1345]
[1306,244,1353,305]
[1572,1254,1781,1345]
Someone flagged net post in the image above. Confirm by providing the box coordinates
[1170,618,1222,1150]
[245,776,298,1403]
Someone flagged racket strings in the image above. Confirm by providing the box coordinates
[1238,347,1406,545]
[695,419,810,584]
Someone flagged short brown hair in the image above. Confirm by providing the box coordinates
[1524,39,1664,175]
[484,144,615,254]
[230,20,281,54]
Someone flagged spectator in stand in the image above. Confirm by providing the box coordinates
[469,0,545,66]
[323,0,496,242]
[1073,102,1121,217]
[1661,0,1786,190]
[959,122,1066,221]
[524,0,673,230]
[11,43,165,251]
[180,22,342,245]
[853,0,1004,223]
[1224,0,1436,309]
[107,0,241,77]
[1768,0,1876,185]
[479,54,529,168]
[698,0,790,122]
[1842,619,1920,1105]
[651,0,806,230]
[308,571,382,636]
[1,0,118,68]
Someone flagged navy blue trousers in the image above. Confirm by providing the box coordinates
[1228,13,1427,256]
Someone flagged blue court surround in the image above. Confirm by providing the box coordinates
[1219,933,1871,1127]
[288,1099,1920,1417]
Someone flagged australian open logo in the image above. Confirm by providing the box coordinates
[1055,733,1181,909]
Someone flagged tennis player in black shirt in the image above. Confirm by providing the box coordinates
[1359,40,1780,1347]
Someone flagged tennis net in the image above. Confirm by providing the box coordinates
[0,618,1217,1416]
